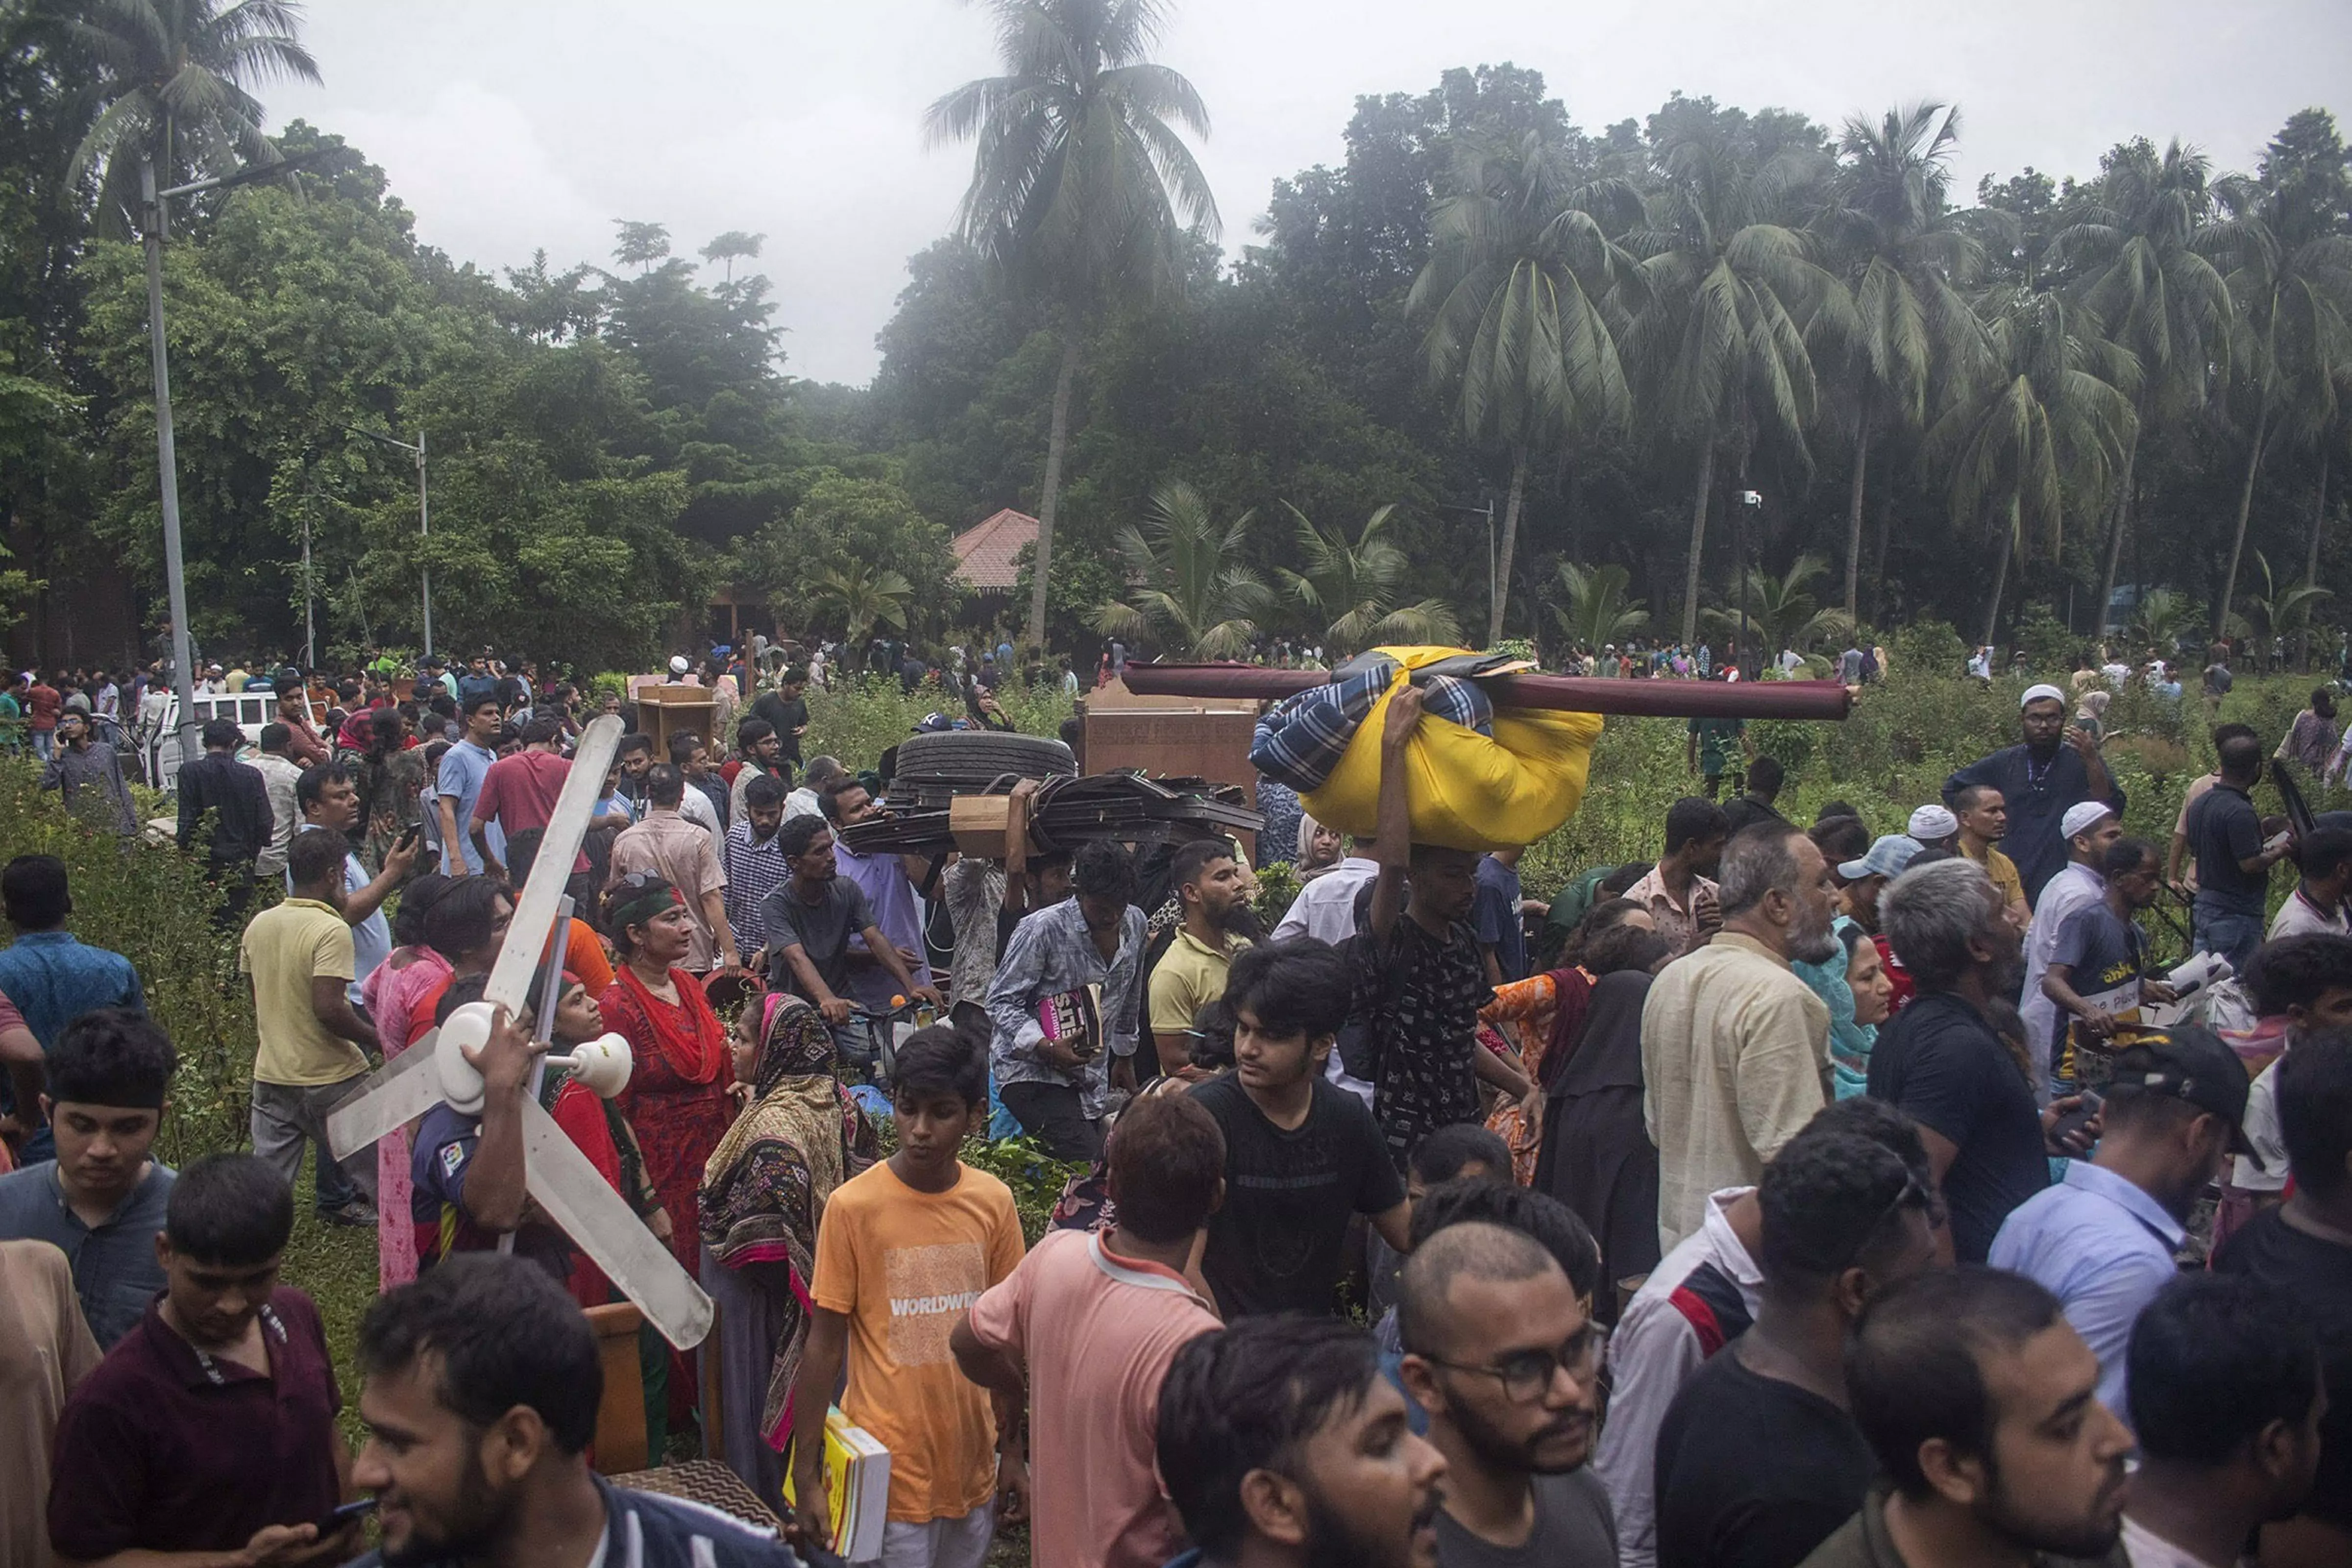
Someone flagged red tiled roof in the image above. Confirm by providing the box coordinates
[951,509,1038,592]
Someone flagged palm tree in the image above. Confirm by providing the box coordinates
[1919,289,2138,645]
[1408,129,1638,644]
[2050,139,2232,633]
[1091,481,1270,659]
[67,0,321,234]
[807,561,914,663]
[2228,549,2332,662]
[2127,587,2198,652]
[926,0,1219,654]
[1815,103,1988,623]
[1701,552,1852,657]
[2204,170,2352,638]
[1622,124,1852,643]
[1548,560,1650,651]
[1275,502,1460,655]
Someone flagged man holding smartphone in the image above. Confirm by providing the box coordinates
[48,1153,362,1567]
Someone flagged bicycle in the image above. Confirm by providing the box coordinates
[834,995,937,1085]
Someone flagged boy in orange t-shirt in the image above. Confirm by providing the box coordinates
[793,1026,1025,1568]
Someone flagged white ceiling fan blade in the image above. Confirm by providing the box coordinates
[325,1036,445,1159]
[519,1098,713,1350]
[485,715,623,1016]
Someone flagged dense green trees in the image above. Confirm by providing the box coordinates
[0,0,2347,676]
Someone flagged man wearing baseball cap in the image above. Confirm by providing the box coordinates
[1944,682,2125,908]
[1990,1023,2251,1422]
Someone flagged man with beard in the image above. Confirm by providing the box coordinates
[48,1153,360,1567]
[1642,823,1839,1250]
[2019,805,2124,1102]
[38,709,137,834]
[1992,1027,2248,1420]
[1158,1315,1448,1568]
[1871,860,2093,1264]
[1944,686,2125,908]
[344,1253,796,1568]
[1149,839,1255,1079]
[1395,1223,1613,1568]
[1653,1133,1940,1568]
[1952,785,2029,932]
[1802,1268,2132,1568]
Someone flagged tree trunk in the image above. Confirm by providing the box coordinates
[2215,400,2270,642]
[1843,424,1869,627]
[2300,447,2328,670]
[2095,431,2137,639]
[1983,503,2016,651]
[1489,447,1528,647]
[1025,331,1083,654]
[1681,442,1715,646]
[1871,487,1894,626]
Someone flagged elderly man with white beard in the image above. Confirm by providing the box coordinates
[1642,823,1842,1251]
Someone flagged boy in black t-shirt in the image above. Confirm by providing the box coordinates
[1192,939,1407,1316]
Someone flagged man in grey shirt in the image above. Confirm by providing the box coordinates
[0,1007,177,1347]
[761,815,936,1069]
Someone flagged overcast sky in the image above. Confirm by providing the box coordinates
[268,0,2352,386]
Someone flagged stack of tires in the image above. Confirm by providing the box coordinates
[883,730,1078,811]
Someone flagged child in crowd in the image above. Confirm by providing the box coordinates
[791,1025,1026,1568]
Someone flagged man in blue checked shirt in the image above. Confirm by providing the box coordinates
[985,839,1145,1162]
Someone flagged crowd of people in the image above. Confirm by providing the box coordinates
[0,639,2346,1568]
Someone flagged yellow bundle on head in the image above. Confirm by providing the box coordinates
[1299,646,1602,853]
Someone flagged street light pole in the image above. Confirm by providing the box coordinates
[348,424,432,657]
[416,427,432,658]
[138,147,325,767]
[139,155,199,765]
[1437,498,1499,645]
[1735,490,1762,671]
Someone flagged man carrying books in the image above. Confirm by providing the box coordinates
[984,842,1147,1161]
[793,1027,1027,1568]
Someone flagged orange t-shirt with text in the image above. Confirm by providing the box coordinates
[810,1160,1025,1523]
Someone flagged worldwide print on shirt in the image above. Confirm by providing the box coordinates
[886,1241,988,1365]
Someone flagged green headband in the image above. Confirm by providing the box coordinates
[611,878,684,931]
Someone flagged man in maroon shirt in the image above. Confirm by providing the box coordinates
[25,673,60,761]
[47,1152,356,1566]
[468,715,578,883]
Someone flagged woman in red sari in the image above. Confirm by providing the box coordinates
[600,872,735,1427]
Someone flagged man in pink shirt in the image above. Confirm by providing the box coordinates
[953,1090,1224,1568]
[467,715,580,882]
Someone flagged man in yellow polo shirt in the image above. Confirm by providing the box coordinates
[1956,783,2032,929]
[238,827,382,1224]
[1146,838,1253,1082]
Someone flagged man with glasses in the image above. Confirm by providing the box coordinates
[1651,1131,1940,1568]
[1396,1221,1615,1568]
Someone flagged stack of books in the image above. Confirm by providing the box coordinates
[784,1407,891,1561]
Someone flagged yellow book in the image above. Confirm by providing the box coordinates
[784,1406,891,1561]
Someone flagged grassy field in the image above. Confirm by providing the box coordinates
[7,648,2344,1515]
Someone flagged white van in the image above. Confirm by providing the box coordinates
[138,691,277,791]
